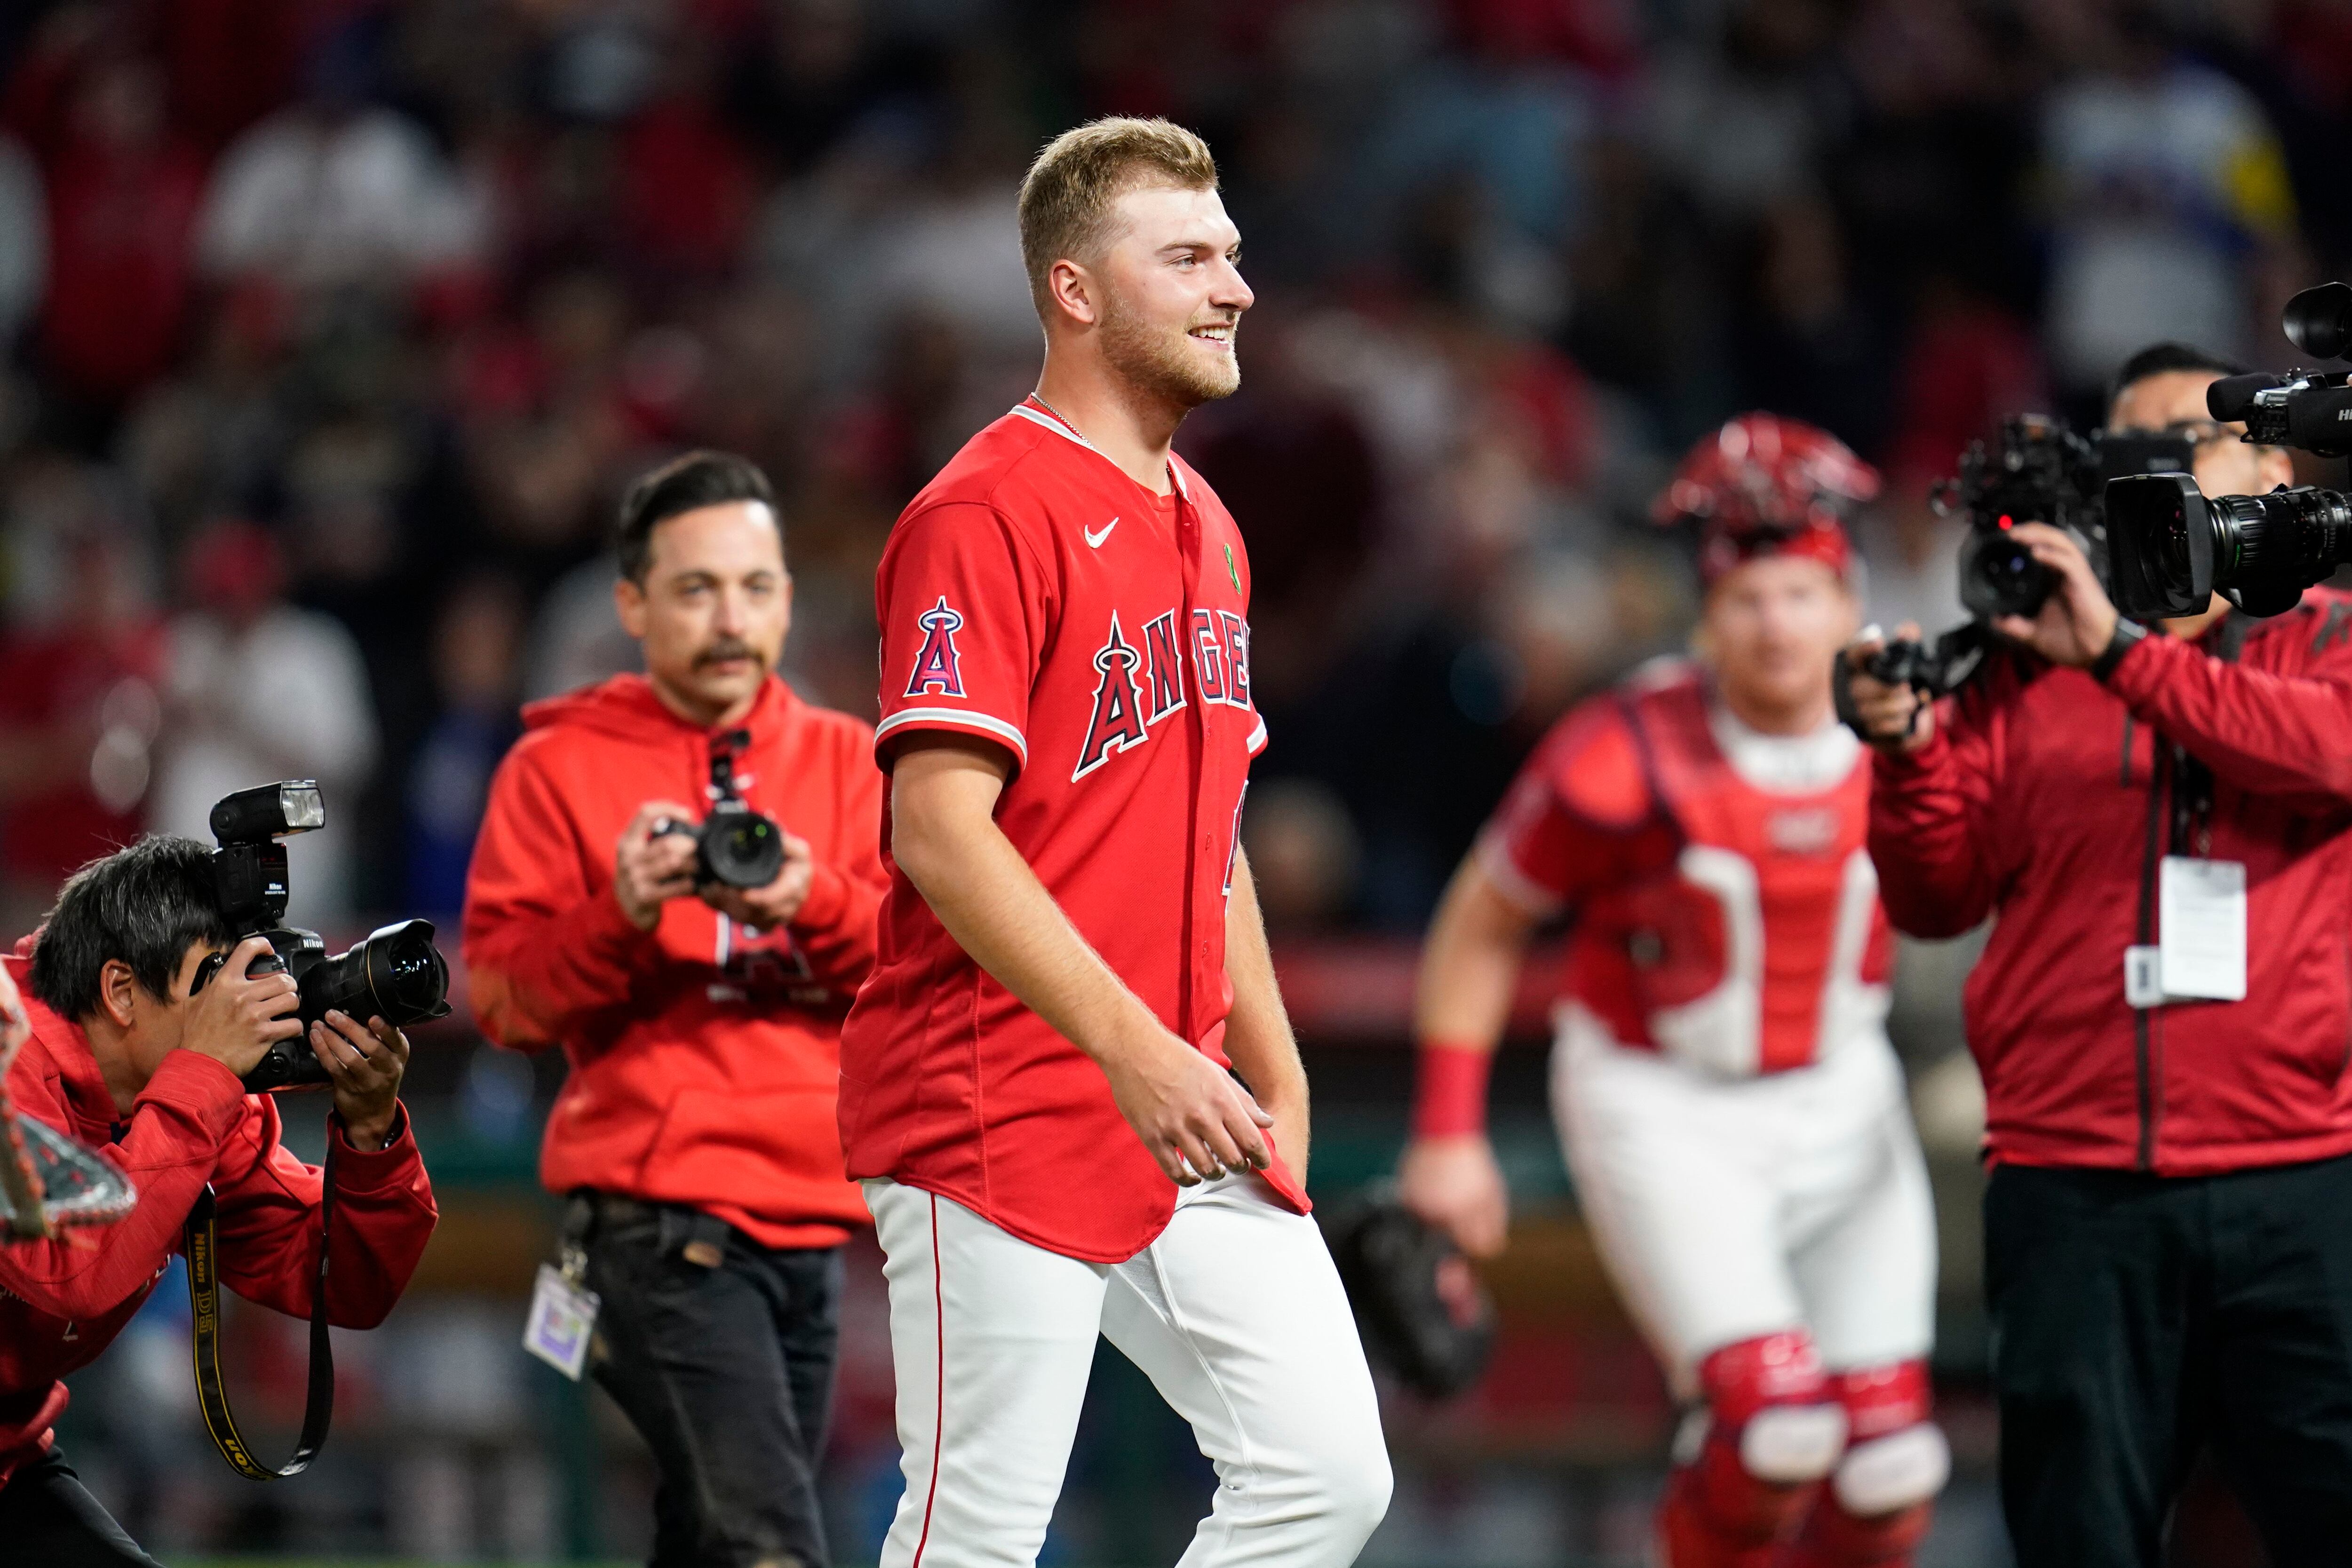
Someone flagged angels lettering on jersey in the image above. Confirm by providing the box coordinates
[908,595,1255,783]
[1074,606,1251,780]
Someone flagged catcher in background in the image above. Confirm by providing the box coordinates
[1398,415,1947,1568]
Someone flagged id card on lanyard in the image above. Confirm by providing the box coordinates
[2125,856,2248,1006]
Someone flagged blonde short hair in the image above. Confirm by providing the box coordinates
[1017,117,1219,313]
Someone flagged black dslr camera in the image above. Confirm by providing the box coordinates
[191,781,453,1091]
[1942,414,2109,624]
[651,730,785,891]
[1836,416,2194,733]
[2106,281,2352,619]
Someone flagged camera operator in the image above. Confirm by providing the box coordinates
[1847,343,2352,1566]
[0,837,435,1567]
[464,451,886,1568]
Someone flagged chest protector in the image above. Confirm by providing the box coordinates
[1568,677,1892,1076]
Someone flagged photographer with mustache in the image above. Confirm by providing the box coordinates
[464,452,887,1568]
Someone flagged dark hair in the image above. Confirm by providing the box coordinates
[29,836,231,1022]
[615,450,779,583]
[2108,342,2250,414]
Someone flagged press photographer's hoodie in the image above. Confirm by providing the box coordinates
[1872,591,2352,1176]
[0,949,437,1488]
[464,673,884,1246]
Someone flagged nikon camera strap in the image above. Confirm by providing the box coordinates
[185,1132,335,1479]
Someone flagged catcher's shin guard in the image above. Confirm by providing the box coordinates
[1656,1332,1848,1568]
[1781,1361,1947,1568]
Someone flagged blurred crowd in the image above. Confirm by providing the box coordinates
[0,0,2342,941]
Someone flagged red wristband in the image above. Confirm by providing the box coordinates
[1411,1042,1494,1140]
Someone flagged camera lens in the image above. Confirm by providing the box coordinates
[1960,531,2052,620]
[699,808,786,890]
[297,919,452,1029]
[368,923,450,1019]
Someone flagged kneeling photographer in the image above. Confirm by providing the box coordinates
[0,836,436,1567]
[1846,342,2352,1567]
[464,452,885,1568]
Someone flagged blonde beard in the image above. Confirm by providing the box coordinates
[1099,295,1240,408]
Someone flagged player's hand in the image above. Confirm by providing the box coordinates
[702,831,816,931]
[308,1011,410,1153]
[1398,1134,1510,1258]
[1102,1024,1274,1185]
[1841,622,1935,754]
[181,937,302,1079]
[615,800,704,931]
[1992,522,2121,669]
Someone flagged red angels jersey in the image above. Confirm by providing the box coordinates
[1480,663,1893,1075]
[840,398,1300,1264]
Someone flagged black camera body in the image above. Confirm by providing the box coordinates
[1837,417,2194,733]
[191,781,452,1091]
[2105,281,2352,620]
[1940,415,2109,622]
[652,729,785,891]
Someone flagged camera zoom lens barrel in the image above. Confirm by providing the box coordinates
[295,919,453,1029]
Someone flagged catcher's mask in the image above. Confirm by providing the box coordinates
[1323,1187,1497,1400]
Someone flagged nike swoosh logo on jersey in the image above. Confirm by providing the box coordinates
[1084,517,1119,548]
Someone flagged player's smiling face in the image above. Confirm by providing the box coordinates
[1094,183,1253,406]
[616,501,794,727]
[1704,554,1859,725]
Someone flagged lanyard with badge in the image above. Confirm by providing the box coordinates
[2124,740,2248,1008]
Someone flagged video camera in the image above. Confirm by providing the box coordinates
[650,730,786,891]
[1837,417,2195,721]
[190,781,452,1091]
[2106,282,2352,620]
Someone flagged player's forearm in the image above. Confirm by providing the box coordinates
[1411,859,1538,1142]
[1415,859,1537,1053]
[1224,852,1310,1171]
[893,786,1165,1068]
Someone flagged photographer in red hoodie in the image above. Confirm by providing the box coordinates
[465,451,885,1568]
[0,837,435,1567]
[1847,345,2352,1567]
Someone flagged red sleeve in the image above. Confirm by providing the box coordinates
[0,1049,246,1321]
[208,1099,437,1329]
[463,742,666,1052]
[873,501,1052,773]
[783,725,889,991]
[2104,623,2352,808]
[1474,702,1667,915]
[1867,710,2002,939]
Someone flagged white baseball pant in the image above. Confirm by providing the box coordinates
[1550,1006,1938,1398]
[864,1172,1391,1568]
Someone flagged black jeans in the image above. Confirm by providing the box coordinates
[1986,1156,2352,1568]
[583,1196,844,1568]
[0,1448,165,1567]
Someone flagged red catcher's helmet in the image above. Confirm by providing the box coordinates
[1653,413,1878,588]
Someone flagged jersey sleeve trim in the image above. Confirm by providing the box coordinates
[875,708,1030,770]
[1245,714,1268,756]
[1476,829,1567,919]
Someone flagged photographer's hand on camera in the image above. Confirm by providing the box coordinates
[613,800,705,931]
[306,1011,410,1152]
[701,829,815,931]
[1989,521,2124,669]
[1843,622,1936,753]
[183,935,303,1080]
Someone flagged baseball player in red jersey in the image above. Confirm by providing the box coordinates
[840,119,1389,1568]
[1399,416,1947,1568]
